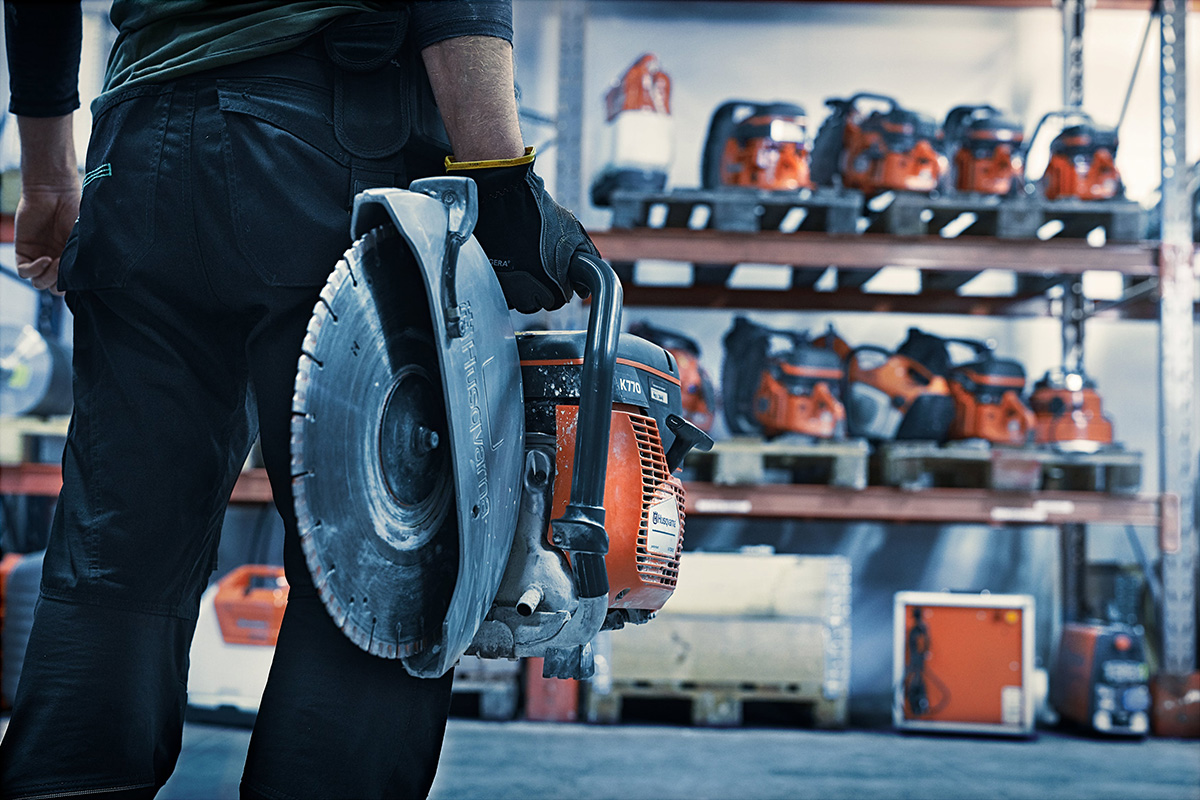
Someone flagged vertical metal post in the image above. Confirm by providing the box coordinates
[1158,0,1196,676]
[1057,1,1090,637]
[1061,0,1086,109]
[1061,523,1088,623]
[555,0,586,213]
[1061,278,1087,375]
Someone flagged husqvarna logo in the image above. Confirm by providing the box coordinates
[651,510,676,529]
[618,377,644,397]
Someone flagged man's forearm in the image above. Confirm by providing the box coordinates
[18,115,78,187]
[420,35,525,163]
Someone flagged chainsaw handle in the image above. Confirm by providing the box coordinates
[550,250,623,599]
[842,92,899,113]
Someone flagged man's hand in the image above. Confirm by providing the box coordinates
[14,115,80,295]
[422,36,598,312]
[449,150,598,313]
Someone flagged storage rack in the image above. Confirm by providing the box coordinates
[0,0,1192,682]
[554,0,1195,675]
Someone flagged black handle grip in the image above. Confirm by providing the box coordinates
[549,250,623,599]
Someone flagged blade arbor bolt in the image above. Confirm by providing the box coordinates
[415,426,440,453]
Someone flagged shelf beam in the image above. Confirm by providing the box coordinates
[589,229,1160,275]
[683,482,1169,531]
[1,464,1171,535]
[0,462,275,506]
[619,283,1064,316]
[758,1,1193,9]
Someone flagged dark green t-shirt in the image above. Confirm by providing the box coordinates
[101,1,384,103]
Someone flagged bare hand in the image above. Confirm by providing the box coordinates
[13,115,81,296]
[15,183,80,295]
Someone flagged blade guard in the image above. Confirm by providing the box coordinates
[349,179,524,678]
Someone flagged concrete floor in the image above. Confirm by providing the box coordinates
[143,718,1200,800]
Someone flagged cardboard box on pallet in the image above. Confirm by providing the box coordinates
[588,551,851,727]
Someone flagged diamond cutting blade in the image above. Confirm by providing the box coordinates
[291,226,459,659]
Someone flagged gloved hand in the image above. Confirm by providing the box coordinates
[447,148,600,313]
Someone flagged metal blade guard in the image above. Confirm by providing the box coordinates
[291,178,523,678]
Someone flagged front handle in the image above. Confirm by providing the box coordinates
[548,251,623,599]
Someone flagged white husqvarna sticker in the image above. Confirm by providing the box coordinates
[646,493,681,556]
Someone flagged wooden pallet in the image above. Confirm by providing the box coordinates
[684,436,869,489]
[609,187,863,234]
[0,415,69,465]
[872,440,1143,494]
[585,680,847,729]
[868,192,1147,242]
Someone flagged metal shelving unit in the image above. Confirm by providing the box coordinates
[561,0,1195,674]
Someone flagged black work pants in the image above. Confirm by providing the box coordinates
[0,41,453,800]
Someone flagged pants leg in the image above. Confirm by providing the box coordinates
[0,274,256,797]
[180,58,455,798]
[0,81,256,799]
[237,297,455,800]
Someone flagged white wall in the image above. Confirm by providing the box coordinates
[512,1,1199,219]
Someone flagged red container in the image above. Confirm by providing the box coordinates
[1151,672,1200,738]
[524,658,579,722]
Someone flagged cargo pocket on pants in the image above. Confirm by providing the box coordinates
[217,79,361,288]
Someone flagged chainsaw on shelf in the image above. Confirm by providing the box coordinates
[290,178,712,680]
[701,100,813,191]
[941,104,1025,196]
[839,328,957,442]
[943,339,1036,446]
[1025,110,1123,201]
[810,92,946,195]
[721,316,846,441]
[628,322,717,434]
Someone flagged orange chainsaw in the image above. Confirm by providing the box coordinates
[1029,371,1114,450]
[944,339,1036,446]
[701,100,813,191]
[628,322,717,433]
[591,53,673,206]
[841,328,956,442]
[1026,110,1123,201]
[721,316,846,440]
[941,104,1025,196]
[810,93,946,195]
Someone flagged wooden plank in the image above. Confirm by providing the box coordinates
[0,415,70,465]
[620,284,1062,317]
[660,552,851,618]
[683,483,1163,527]
[589,228,1159,275]
[0,464,1166,528]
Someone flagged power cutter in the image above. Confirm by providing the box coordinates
[290,178,712,680]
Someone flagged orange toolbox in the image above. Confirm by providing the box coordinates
[894,591,1035,736]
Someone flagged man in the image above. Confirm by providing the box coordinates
[0,2,596,797]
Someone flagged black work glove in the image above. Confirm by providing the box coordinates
[447,148,600,313]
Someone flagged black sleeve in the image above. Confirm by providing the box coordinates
[4,0,82,117]
[409,0,512,51]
